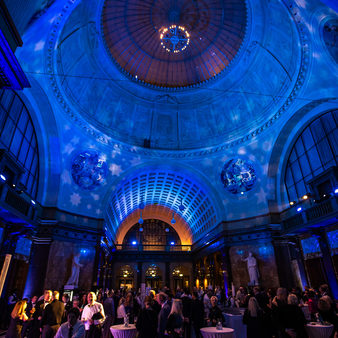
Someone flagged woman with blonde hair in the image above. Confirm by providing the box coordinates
[166,299,184,337]
[243,297,264,338]
[6,300,30,337]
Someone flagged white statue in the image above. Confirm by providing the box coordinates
[242,252,259,285]
[66,252,83,286]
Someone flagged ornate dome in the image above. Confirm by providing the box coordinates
[102,0,247,88]
[48,0,303,150]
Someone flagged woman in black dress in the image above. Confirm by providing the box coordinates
[6,300,29,338]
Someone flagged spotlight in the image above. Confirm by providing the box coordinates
[302,194,309,200]
[170,241,175,245]
[0,174,6,182]
[138,218,144,225]
[297,207,302,212]
[290,201,295,206]
[139,227,143,232]
[31,200,36,205]
[165,228,169,232]
[132,241,137,245]
[334,188,338,194]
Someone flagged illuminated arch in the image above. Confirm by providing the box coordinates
[115,204,192,246]
[105,166,221,242]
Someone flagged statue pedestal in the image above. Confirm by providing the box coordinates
[63,285,76,301]
[64,285,76,290]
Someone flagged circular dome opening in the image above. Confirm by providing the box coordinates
[102,0,248,88]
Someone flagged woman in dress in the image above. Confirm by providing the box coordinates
[166,299,184,338]
[116,297,126,324]
[6,300,30,338]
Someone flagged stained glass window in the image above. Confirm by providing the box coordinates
[0,90,39,198]
[285,110,338,203]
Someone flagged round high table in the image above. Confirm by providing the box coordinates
[110,324,137,338]
[200,327,235,338]
[306,323,334,338]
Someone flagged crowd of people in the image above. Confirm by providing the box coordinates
[2,283,338,338]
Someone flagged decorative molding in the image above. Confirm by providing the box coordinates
[44,0,310,156]
[0,27,29,89]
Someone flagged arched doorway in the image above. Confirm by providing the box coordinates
[172,265,190,290]
[117,265,134,289]
[145,264,162,289]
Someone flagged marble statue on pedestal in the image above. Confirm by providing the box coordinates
[242,252,259,285]
[66,252,83,287]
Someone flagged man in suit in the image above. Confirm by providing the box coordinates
[41,291,65,338]
[157,292,171,338]
[103,290,115,338]
[28,290,52,338]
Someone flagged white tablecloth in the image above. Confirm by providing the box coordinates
[306,324,334,338]
[200,327,235,338]
[223,313,246,338]
[110,324,137,338]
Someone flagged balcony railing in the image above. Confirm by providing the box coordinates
[282,196,338,232]
[115,244,191,252]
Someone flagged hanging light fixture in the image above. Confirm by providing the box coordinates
[178,198,185,212]
[171,211,176,224]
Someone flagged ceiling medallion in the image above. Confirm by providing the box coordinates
[160,25,190,53]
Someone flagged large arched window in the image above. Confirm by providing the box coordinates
[0,90,39,198]
[285,110,338,203]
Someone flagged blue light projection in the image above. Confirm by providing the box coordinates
[327,230,338,253]
[301,237,321,259]
[71,150,108,190]
[220,158,257,194]
[15,237,32,256]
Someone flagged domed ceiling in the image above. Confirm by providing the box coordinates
[49,0,303,150]
[102,0,247,88]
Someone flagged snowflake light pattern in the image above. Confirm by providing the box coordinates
[220,158,257,194]
[71,150,108,190]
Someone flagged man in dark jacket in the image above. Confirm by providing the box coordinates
[41,291,65,338]
[136,296,158,338]
[157,292,171,338]
[29,290,52,338]
[103,290,115,338]
[191,292,204,338]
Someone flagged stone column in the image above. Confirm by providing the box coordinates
[273,239,294,289]
[220,247,232,297]
[314,230,338,299]
[137,262,142,289]
[293,237,309,289]
[165,261,170,288]
[23,236,52,297]
[92,241,102,288]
